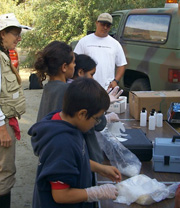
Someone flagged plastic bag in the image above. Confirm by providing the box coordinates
[114,174,180,205]
[96,126,142,177]
[107,121,127,138]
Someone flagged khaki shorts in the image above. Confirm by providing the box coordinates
[0,119,16,195]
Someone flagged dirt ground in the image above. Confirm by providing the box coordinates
[11,68,42,208]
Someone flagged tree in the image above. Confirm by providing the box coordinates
[0,0,17,14]
[17,0,165,67]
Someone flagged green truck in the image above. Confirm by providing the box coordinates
[72,3,180,92]
[110,5,180,91]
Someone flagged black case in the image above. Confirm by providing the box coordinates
[122,129,153,161]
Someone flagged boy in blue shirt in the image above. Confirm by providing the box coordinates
[29,77,121,208]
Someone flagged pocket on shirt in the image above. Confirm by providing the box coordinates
[5,74,19,92]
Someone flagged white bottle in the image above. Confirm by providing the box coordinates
[140,108,147,126]
[152,109,157,126]
[149,112,155,130]
[156,110,163,127]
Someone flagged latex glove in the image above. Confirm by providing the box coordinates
[107,121,127,136]
[105,112,120,123]
[107,86,124,103]
[86,184,118,202]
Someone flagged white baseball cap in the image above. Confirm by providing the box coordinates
[0,13,24,31]
[97,13,113,24]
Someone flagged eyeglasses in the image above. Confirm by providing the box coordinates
[9,32,21,38]
[99,22,111,28]
[92,116,102,125]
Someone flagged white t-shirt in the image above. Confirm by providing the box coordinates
[74,33,127,89]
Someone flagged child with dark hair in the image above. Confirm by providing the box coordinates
[28,77,121,208]
[35,42,105,163]
[34,42,121,164]
[68,54,121,163]
[35,41,75,122]
[68,54,105,163]
[73,54,96,79]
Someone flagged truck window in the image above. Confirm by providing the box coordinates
[123,14,171,43]
[110,15,122,38]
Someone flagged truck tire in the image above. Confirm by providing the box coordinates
[130,78,151,91]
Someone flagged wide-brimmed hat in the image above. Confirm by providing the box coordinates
[0,13,24,31]
[97,13,113,24]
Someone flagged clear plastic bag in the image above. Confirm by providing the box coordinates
[96,126,142,177]
[114,174,180,205]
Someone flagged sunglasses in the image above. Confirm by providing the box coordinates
[99,22,111,28]
[9,32,21,38]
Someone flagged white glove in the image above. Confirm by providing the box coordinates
[86,184,118,202]
[105,112,120,123]
[107,121,127,137]
[107,86,124,103]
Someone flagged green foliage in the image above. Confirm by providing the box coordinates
[0,0,17,14]
[0,0,34,26]
[0,0,169,67]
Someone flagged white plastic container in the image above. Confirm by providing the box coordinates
[156,111,163,127]
[107,96,127,114]
[152,109,157,126]
[148,112,155,130]
[140,108,147,127]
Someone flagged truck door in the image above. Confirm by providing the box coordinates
[110,13,126,41]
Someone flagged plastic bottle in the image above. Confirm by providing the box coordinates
[148,112,155,130]
[156,110,163,127]
[143,107,147,116]
[140,107,147,127]
[151,109,157,126]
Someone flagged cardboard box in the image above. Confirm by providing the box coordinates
[129,91,180,120]
[107,96,127,114]
[153,137,180,173]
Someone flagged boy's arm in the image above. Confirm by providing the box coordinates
[52,188,88,204]
[90,160,121,183]
[52,183,118,204]
[51,161,121,204]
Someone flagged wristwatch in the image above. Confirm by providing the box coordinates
[113,79,119,84]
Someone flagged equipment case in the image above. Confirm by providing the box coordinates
[153,136,180,173]
[122,129,153,161]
